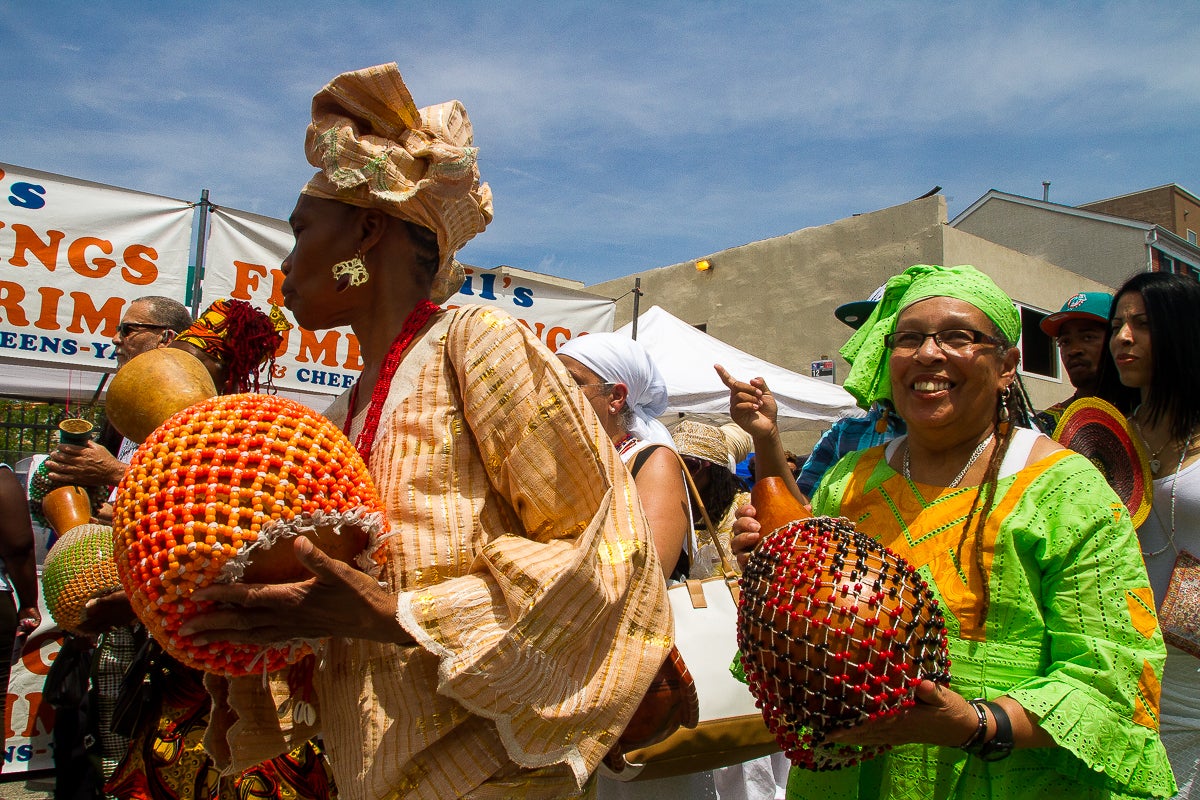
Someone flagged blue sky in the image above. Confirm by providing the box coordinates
[2,1,1196,286]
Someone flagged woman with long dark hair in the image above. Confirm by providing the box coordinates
[1109,270,1200,797]
[671,420,750,577]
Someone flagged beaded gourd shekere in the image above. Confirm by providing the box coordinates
[112,393,388,676]
[737,478,951,770]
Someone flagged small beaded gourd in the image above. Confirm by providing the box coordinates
[112,393,388,677]
[37,420,123,635]
[42,523,122,633]
[28,459,107,531]
[737,478,951,770]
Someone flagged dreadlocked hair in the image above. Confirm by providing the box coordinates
[694,464,747,529]
[954,363,1036,625]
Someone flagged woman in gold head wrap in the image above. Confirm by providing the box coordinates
[183,64,672,800]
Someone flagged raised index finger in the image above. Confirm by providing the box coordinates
[714,363,743,390]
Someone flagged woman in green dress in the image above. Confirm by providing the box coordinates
[721,264,1176,799]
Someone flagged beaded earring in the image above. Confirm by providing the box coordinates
[874,405,890,434]
[998,385,1012,437]
[332,252,369,290]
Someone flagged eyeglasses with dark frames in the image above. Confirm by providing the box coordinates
[884,329,1004,355]
[116,322,173,338]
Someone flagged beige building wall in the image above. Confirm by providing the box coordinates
[951,200,1148,286]
[942,226,1112,411]
[589,195,1113,452]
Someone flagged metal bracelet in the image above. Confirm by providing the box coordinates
[958,698,988,749]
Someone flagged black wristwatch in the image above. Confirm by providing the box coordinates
[962,698,1015,762]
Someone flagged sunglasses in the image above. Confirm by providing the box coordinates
[117,322,172,338]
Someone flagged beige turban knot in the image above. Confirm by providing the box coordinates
[302,63,494,303]
[720,423,753,466]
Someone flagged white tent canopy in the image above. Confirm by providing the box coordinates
[616,306,861,432]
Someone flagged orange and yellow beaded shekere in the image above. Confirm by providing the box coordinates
[112,393,389,676]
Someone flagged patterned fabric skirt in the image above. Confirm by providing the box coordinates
[105,651,336,800]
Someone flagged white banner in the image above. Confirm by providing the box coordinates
[0,163,195,380]
[447,267,616,352]
[202,207,615,396]
[2,586,59,774]
[4,463,63,775]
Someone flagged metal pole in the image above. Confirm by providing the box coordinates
[88,373,110,407]
[187,189,212,316]
[630,277,643,340]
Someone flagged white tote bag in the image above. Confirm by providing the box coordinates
[601,459,778,781]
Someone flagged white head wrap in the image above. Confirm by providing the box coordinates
[557,333,675,448]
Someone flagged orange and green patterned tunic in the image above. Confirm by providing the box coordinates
[792,430,1175,800]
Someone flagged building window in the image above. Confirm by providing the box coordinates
[1018,306,1057,380]
[1188,229,1197,245]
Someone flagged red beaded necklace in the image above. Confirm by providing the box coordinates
[614,432,638,458]
[344,299,439,461]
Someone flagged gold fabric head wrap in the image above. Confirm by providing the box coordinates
[302,63,494,303]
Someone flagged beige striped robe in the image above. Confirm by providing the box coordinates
[206,305,672,800]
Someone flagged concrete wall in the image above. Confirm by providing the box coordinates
[593,195,946,364]
[942,226,1113,411]
[588,194,1114,452]
[952,198,1148,286]
[589,196,950,452]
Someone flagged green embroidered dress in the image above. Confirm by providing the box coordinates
[784,432,1175,800]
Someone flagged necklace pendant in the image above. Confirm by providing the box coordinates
[1150,457,1161,475]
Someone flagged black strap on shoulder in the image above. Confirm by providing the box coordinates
[629,443,665,477]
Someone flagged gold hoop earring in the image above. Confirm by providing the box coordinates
[332,252,369,289]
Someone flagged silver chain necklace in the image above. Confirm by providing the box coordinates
[904,432,995,488]
[1132,416,1172,475]
[1143,431,1192,558]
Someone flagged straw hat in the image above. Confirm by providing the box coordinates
[672,420,735,472]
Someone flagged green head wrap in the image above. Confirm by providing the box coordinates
[839,264,1020,407]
